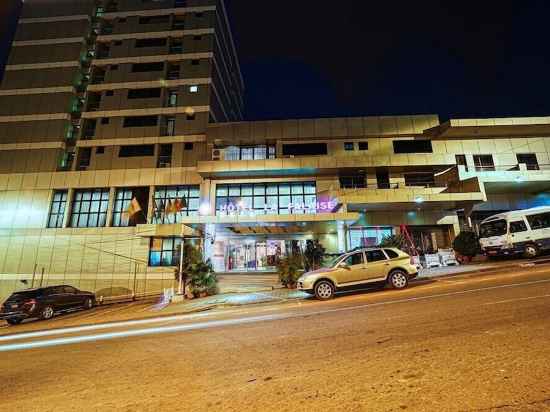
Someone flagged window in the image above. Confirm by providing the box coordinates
[110,64,119,71]
[186,114,195,121]
[47,190,68,228]
[358,142,368,151]
[223,145,276,161]
[404,172,435,187]
[105,90,114,96]
[349,227,393,249]
[509,220,528,233]
[195,12,204,18]
[119,145,155,157]
[128,88,161,99]
[131,62,164,72]
[70,189,110,228]
[526,212,550,230]
[480,219,507,238]
[153,186,201,223]
[101,118,109,125]
[165,117,176,136]
[112,187,149,227]
[456,154,468,171]
[168,90,178,106]
[216,182,317,216]
[194,35,202,41]
[344,142,355,151]
[517,153,539,170]
[393,140,433,154]
[384,249,399,259]
[366,249,387,262]
[189,85,199,93]
[184,142,194,151]
[118,17,127,23]
[135,38,167,48]
[158,144,172,168]
[473,155,495,171]
[343,252,364,266]
[191,59,200,65]
[64,286,77,294]
[114,40,122,46]
[77,148,92,170]
[96,146,105,154]
[139,15,169,24]
[149,237,183,267]
[123,116,158,128]
[339,175,366,189]
[282,143,328,156]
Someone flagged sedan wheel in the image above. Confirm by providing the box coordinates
[84,298,94,310]
[389,270,409,289]
[524,244,539,259]
[40,305,54,320]
[314,280,335,300]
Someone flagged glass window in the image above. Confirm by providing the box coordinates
[517,153,539,170]
[47,190,68,228]
[149,237,183,267]
[366,249,387,262]
[526,213,550,230]
[112,188,133,227]
[216,182,317,216]
[153,185,200,224]
[509,220,528,233]
[384,249,399,259]
[473,155,495,171]
[479,219,507,238]
[344,252,364,266]
[70,189,110,228]
[344,142,354,151]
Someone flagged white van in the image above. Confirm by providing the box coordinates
[479,206,550,258]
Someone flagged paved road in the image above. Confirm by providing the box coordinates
[1,266,550,411]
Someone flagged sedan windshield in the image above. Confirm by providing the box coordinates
[479,219,507,238]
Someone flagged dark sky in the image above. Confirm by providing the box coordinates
[2,0,550,122]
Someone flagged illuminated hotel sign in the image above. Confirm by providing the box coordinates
[219,198,340,216]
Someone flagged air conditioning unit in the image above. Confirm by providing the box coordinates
[212,148,225,161]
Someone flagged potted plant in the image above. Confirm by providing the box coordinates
[452,231,480,264]
[277,253,303,289]
[304,239,326,272]
[176,244,218,298]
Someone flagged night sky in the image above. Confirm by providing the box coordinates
[2,0,550,122]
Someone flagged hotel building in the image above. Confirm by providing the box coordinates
[0,0,549,298]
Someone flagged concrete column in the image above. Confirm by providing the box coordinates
[337,221,347,253]
[106,187,116,227]
[147,185,155,223]
[203,223,216,262]
[62,188,74,228]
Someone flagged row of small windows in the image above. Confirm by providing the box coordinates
[47,186,200,229]
[130,60,200,73]
[281,140,431,155]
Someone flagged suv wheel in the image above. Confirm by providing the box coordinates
[6,317,22,326]
[523,244,539,259]
[388,270,409,290]
[40,305,55,320]
[84,298,94,310]
[314,280,335,300]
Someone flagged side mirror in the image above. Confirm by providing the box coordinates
[338,263,351,270]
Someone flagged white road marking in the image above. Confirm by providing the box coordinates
[483,294,550,306]
[1,277,550,352]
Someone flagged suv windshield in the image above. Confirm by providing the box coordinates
[480,219,508,238]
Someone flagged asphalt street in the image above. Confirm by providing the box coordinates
[1,266,549,411]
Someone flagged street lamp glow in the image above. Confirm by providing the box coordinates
[415,196,424,204]
[199,203,212,216]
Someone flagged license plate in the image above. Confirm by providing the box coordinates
[488,251,497,255]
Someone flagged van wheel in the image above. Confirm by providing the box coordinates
[314,280,335,300]
[388,270,409,289]
[524,244,539,259]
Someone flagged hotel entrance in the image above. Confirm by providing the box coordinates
[225,239,287,272]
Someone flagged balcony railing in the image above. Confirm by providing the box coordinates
[470,164,549,172]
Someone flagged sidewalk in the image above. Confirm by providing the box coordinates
[157,257,550,315]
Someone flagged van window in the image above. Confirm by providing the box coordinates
[366,250,387,262]
[479,219,507,238]
[526,212,550,230]
[509,221,527,233]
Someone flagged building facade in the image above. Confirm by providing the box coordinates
[0,1,549,300]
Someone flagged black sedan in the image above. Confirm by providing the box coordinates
[0,285,96,325]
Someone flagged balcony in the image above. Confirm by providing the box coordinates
[458,164,550,194]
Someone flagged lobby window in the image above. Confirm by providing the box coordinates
[119,145,155,157]
[123,116,158,128]
[344,142,355,151]
[69,189,110,228]
[358,142,369,151]
[47,190,68,228]
[349,227,393,249]
[517,153,539,170]
[128,88,161,99]
[473,155,495,171]
[112,187,149,227]
[393,140,433,154]
[282,143,327,156]
[153,185,201,224]
[223,145,276,161]
[216,182,317,216]
[149,237,182,267]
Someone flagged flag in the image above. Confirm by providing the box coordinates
[174,198,186,213]
[127,197,142,218]
[166,199,175,214]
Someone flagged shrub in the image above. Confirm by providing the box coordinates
[453,231,480,258]
[304,239,325,271]
[277,254,303,288]
[188,259,218,297]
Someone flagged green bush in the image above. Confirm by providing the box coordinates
[379,234,407,250]
[277,254,304,288]
[453,231,479,258]
[177,244,218,297]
